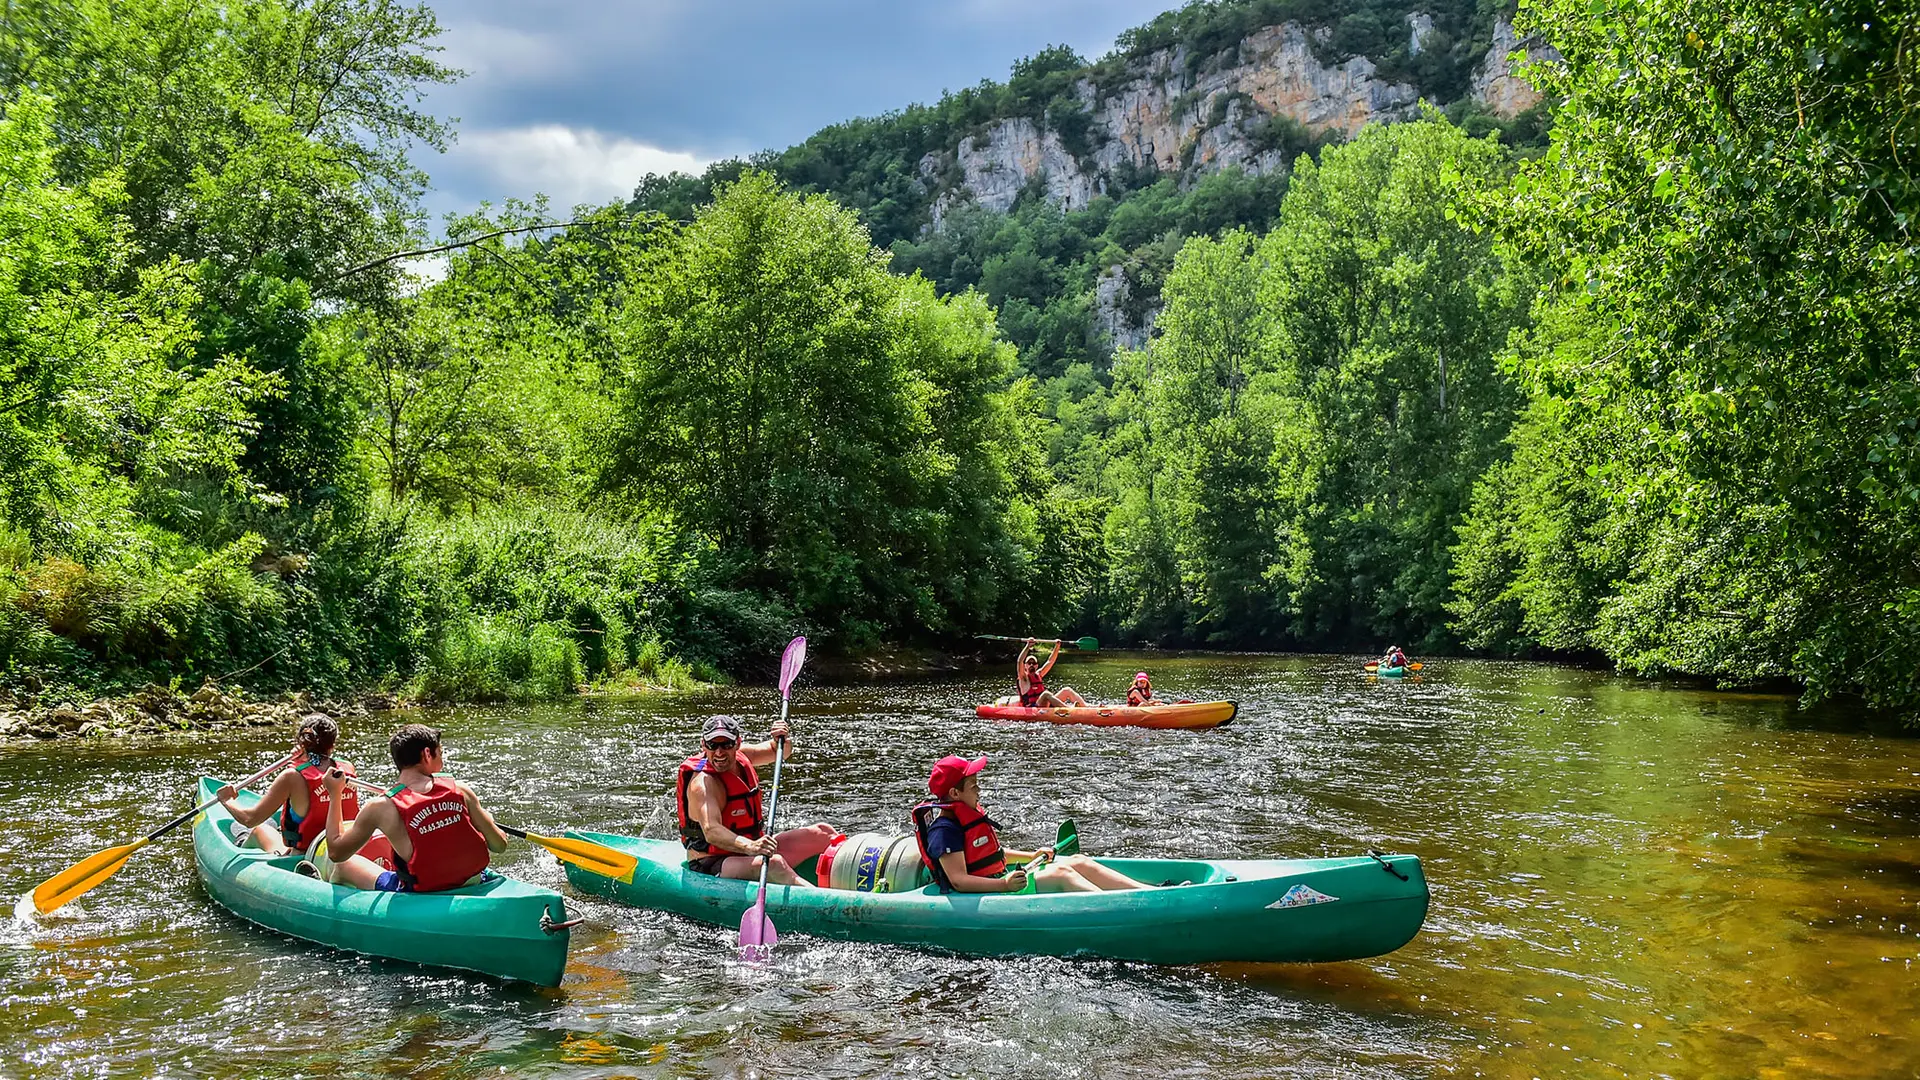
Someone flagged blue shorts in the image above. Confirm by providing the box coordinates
[373,869,495,892]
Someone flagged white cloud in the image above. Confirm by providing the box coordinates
[448,125,712,211]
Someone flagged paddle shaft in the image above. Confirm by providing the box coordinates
[164,754,297,842]
[753,696,790,898]
[977,634,1097,650]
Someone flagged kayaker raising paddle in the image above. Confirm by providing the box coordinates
[676,715,838,886]
[320,723,507,892]
[1009,638,1088,709]
[911,755,1153,894]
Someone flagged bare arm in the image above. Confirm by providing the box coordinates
[690,774,775,856]
[939,850,1027,893]
[741,719,794,766]
[1038,641,1061,678]
[456,780,509,854]
[219,770,301,829]
[326,787,395,860]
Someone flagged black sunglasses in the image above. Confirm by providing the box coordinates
[704,738,738,750]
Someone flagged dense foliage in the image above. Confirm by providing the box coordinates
[1444,0,1920,710]
[0,0,1911,719]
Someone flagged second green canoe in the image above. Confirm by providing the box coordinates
[192,777,574,986]
[563,831,1428,965]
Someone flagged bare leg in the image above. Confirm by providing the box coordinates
[1033,864,1101,893]
[1053,686,1090,707]
[248,823,291,855]
[717,853,811,887]
[1056,854,1152,890]
[774,823,837,866]
[323,853,390,890]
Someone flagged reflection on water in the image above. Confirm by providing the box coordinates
[2,656,1917,1078]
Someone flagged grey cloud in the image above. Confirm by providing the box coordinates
[416,0,1175,221]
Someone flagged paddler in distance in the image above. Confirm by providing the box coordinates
[320,723,506,892]
[677,715,838,885]
[1010,638,1089,708]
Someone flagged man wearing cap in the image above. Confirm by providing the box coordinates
[911,755,1154,894]
[675,715,838,885]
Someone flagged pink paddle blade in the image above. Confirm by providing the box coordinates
[778,636,807,699]
[738,891,777,960]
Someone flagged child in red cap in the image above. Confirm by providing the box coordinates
[910,755,1154,894]
[1126,671,1161,707]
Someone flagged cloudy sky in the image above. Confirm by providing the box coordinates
[418,0,1177,224]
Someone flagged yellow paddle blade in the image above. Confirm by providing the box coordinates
[526,833,637,882]
[32,837,151,915]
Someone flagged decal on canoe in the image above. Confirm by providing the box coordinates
[1268,884,1339,909]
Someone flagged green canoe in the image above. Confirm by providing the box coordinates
[562,831,1429,965]
[191,777,573,986]
[1375,664,1409,677]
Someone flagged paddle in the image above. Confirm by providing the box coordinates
[739,634,808,961]
[31,751,297,915]
[976,635,1099,652]
[341,776,637,882]
[1363,661,1423,671]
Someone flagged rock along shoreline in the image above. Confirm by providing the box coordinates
[0,684,400,742]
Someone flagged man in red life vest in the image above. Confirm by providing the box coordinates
[912,755,1154,893]
[677,715,838,885]
[320,723,507,892]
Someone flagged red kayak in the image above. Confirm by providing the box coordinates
[975,700,1238,730]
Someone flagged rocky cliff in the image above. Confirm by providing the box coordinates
[912,11,1556,343]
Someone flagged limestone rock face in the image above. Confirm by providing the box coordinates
[920,14,1553,347]
[1470,16,1559,117]
[1093,266,1155,353]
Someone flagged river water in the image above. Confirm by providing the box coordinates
[2,654,1916,1079]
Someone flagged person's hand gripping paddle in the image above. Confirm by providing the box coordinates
[739,635,807,961]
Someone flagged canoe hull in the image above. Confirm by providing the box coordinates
[1373,665,1408,677]
[191,778,571,986]
[564,831,1427,965]
[974,699,1238,730]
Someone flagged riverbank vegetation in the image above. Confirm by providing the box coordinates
[0,0,1913,716]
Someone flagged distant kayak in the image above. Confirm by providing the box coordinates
[975,700,1237,729]
[1373,665,1409,677]
[563,830,1429,965]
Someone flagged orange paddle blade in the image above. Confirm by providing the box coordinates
[1409,663,1424,670]
[32,837,151,915]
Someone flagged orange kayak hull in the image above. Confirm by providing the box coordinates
[974,700,1238,730]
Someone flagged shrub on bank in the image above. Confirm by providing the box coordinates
[0,501,729,702]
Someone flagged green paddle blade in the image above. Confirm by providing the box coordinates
[1055,819,1080,857]
[1072,637,1099,652]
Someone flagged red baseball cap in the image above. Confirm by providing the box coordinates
[928,754,988,797]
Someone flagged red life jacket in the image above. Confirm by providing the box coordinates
[1127,681,1154,707]
[388,779,491,893]
[1018,668,1047,707]
[676,754,764,857]
[282,757,359,851]
[911,801,1006,891]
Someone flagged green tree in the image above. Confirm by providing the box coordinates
[1456,0,1920,709]
[1261,114,1531,647]
[602,172,1038,640]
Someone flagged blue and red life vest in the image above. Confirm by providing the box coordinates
[1018,668,1047,707]
[911,800,1006,891]
[676,754,764,857]
[281,756,359,851]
